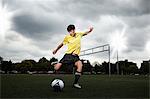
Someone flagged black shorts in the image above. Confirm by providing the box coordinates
[59,54,80,64]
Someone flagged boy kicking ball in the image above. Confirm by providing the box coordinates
[52,24,93,89]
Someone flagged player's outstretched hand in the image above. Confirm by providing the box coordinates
[89,27,93,32]
[52,49,57,55]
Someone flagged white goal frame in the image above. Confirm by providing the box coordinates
[80,44,111,76]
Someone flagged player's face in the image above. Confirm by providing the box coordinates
[69,29,75,36]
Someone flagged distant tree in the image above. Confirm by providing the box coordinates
[102,61,109,74]
[50,57,58,64]
[111,63,117,74]
[38,57,49,63]
[118,61,126,75]
[94,64,101,74]
[118,60,138,75]
[82,60,92,73]
[34,62,48,71]
[36,57,50,71]
[21,59,36,72]
[1,60,12,73]
[14,63,22,72]
[0,56,3,64]
[0,56,3,70]
[128,65,138,74]
[140,61,150,75]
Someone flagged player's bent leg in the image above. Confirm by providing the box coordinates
[51,61,62,73]
[73,60,83,89]
[75,60,83,72]
[54,63,62,70]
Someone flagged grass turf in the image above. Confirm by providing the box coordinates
[0,74,149,98]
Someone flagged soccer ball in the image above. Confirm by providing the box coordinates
[51,79,64,92]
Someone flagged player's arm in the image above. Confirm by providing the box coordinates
[52,42,64,54]
[83,27,94,36]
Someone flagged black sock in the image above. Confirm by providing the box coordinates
[74,71,81,84]
[54,70,56,73]
[54,70,59,74]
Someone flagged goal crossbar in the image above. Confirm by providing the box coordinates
[80,44,109,56]
[80,44,111,76]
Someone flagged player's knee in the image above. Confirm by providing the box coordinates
[76,61,83,68]
[54,66,59,70]
[79,61,83,67]
[76,61,83,72]
[54,63,62,70]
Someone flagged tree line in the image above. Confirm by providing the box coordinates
[0,56,149,75]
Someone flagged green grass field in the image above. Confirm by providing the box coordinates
[0,74,149,98]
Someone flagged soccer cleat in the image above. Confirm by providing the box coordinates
[73,83,82,89]
[51,60,58,66]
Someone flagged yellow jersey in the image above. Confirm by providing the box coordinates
[63,32,85,55]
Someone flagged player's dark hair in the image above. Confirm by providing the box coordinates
[67,24,75,32]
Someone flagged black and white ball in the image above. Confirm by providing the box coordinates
[51,79,64,92]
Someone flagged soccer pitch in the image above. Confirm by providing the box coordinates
[1,74,149,98]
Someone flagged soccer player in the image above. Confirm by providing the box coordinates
[52,24,93,89]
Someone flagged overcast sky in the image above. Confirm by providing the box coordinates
[0,0,150,67]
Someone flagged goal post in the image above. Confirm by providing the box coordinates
[80,44,111,76]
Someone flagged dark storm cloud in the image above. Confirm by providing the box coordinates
[12,13,64,40]
[13,14,50,36]
[6,0,150,39]
[126,27,150,52]
[57,0,150,20]
[1,0,150,62]
[121,15,150,29]
[4,0,71,40]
